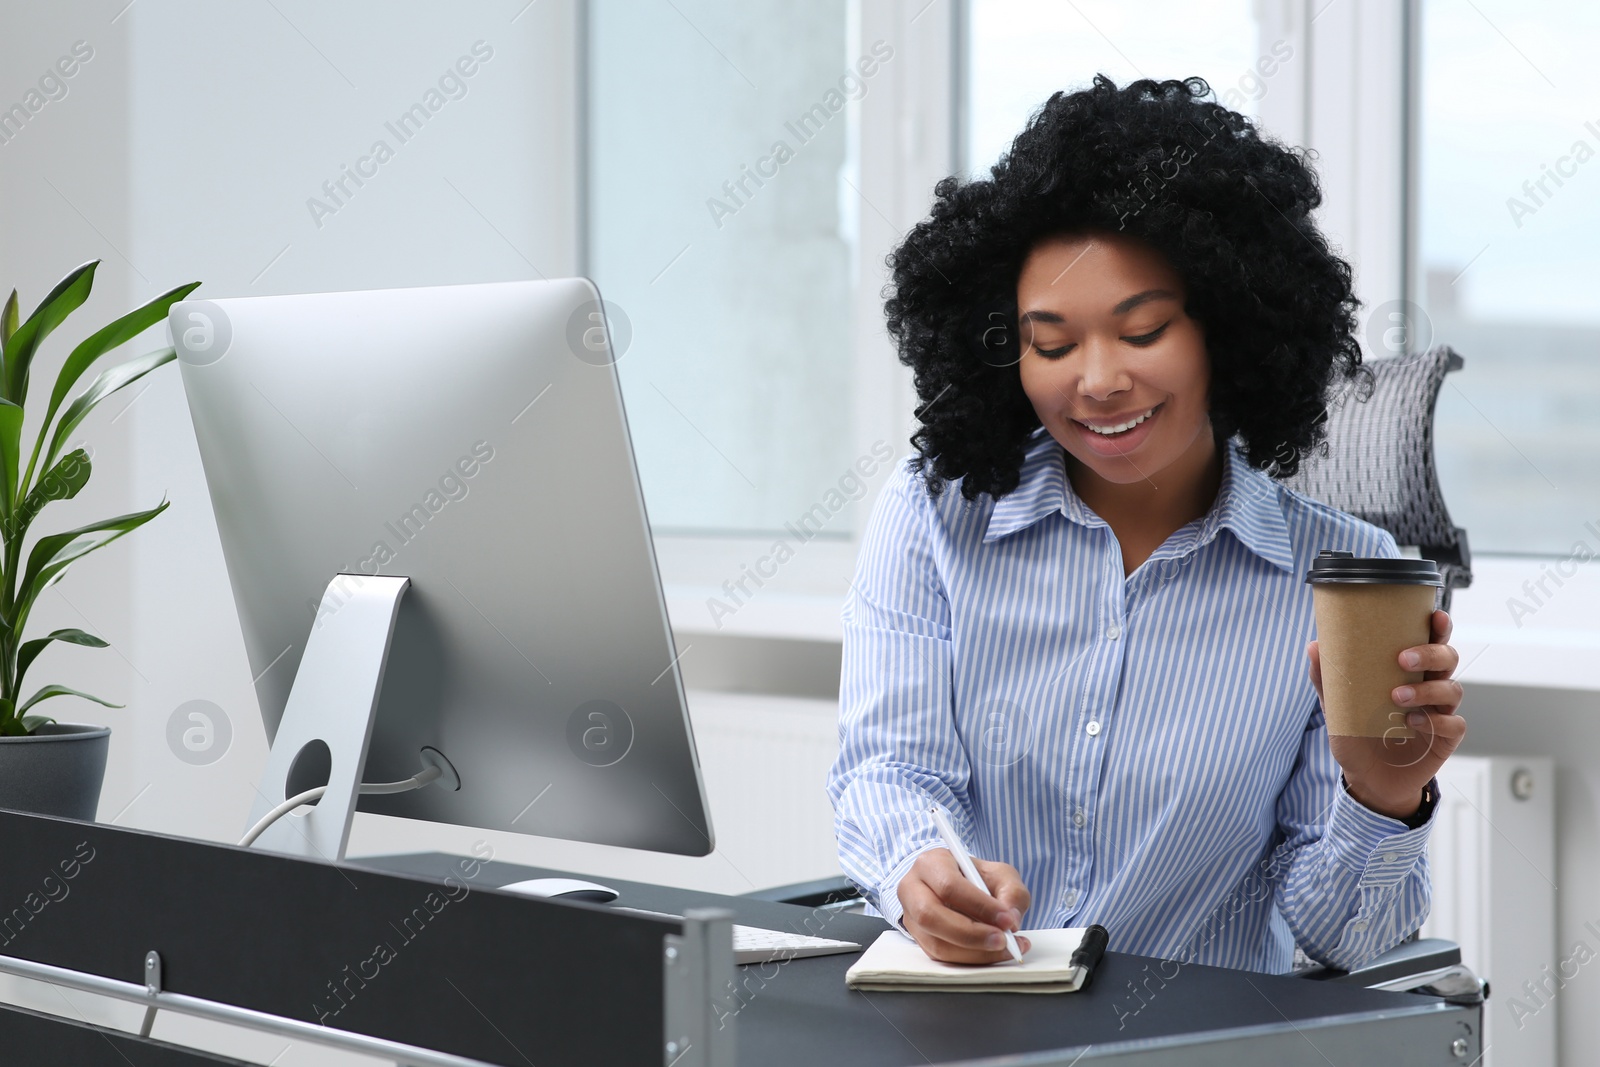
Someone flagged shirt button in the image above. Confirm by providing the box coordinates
[1382,852,1398,864]
[1062,888,1078,908]
[1085,721,1101,737]
[1072,808,1087,828]
[1106,623,1121,640]
[1351,920,1369,933]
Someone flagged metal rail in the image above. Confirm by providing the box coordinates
[0,948,509,1067]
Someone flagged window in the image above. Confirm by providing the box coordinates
[1417,0,1600,555]
[586,0,861,538]
[588,0,1270,544]
[964,0,1262,176]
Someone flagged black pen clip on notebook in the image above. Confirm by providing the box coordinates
[1068,924,1110,989]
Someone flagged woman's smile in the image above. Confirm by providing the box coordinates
[1070,401,1165,455]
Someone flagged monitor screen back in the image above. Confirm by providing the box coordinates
[172,278,712,855]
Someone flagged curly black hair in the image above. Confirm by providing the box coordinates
[886,74,1371,500]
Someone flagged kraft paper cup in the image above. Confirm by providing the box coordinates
[1305,551,1443,739]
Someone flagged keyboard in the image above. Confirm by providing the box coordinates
[732,924,861,965]
[615,906,860,965]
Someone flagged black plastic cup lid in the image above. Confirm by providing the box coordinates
[1303,549,1442,586]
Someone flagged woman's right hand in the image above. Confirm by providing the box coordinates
[896,848,1032,963]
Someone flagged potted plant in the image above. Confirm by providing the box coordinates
[0,260,199,820]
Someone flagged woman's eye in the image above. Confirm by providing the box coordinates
[1033,342,1075,359]
[1122,322,1170,346]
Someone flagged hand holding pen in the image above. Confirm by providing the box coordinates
[895,805,1033,965]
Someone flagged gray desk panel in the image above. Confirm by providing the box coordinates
[360,854,1478,1066]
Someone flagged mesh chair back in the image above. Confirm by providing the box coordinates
[1276,345,1472,612]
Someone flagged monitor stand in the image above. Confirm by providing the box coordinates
[240,575,595,896]
[242,573,410,862]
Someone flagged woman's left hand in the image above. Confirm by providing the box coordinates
[1307,608,1466,821]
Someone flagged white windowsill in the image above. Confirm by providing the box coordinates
[1446,556,1600,692]
[665,586,844,642]
[664,555,1600,696]
[655,534,857,643]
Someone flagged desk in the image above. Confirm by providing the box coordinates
[363,853,1480,1066]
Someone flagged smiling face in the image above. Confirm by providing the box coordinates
[1016,231,1216,490]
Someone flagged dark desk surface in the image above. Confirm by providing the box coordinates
[359,853,1469,1066]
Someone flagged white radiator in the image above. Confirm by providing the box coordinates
[1422,755,1556,1066]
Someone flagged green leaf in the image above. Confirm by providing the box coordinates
[46,280,198,422]
[12,448,91,538]
[0,398,21,516]
[20,714,56,733]
[16,684,121,716]
[25,282,198,493]
[14,501,169,632]
[42,347,176,473]
[1,260,98,403]
[1,290,18,345]
[16,626,109,691]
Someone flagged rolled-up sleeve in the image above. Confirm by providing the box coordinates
[826,462,975,929]
[1271,704,1435,970]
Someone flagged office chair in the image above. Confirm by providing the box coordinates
[756,344,1483,1001]
[1278,344,1473,611]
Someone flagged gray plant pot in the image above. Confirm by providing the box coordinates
[0,723,111,821]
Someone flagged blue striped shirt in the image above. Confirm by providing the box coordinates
[828,427,1434,973]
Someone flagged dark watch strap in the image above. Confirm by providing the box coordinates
[1399,777,1439,830]
[1339,775,1439,830]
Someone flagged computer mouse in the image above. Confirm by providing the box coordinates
[498,877,620,903]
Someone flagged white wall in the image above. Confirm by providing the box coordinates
[0,2,137,827]
[120,0,583,854]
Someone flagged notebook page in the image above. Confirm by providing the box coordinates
[846,928,1092,992]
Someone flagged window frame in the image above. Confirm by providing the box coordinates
[589,0,1595,667]
[597,0,956,641]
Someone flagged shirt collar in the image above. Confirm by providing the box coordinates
[981,428,1297,573]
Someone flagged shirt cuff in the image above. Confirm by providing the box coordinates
[871,842,947,932]
[1322,777,1435,879]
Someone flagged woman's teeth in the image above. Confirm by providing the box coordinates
[1081,406,1158,435]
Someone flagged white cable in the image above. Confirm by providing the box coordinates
[239,787,327,848]
[357,767,441,795]
[239,766,442,848]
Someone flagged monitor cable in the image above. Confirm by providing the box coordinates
[238,764,444,849]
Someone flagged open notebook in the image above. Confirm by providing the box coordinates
[846,928,1098,993]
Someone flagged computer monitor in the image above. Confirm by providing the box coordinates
[170,279,713,859]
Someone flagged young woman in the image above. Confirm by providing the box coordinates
[827,76,1464,973]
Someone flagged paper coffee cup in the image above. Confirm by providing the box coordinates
[1305,550,1442,739]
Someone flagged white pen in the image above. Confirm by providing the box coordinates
[928,805,1022,962]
